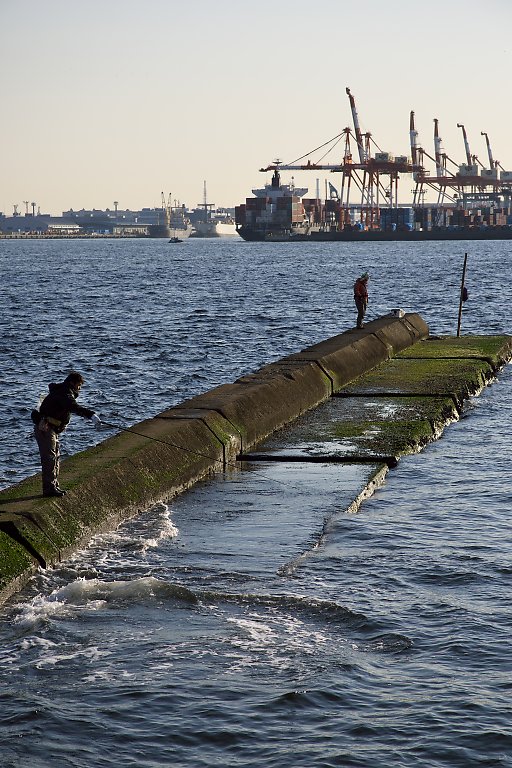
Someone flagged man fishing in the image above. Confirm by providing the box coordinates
[32,371,100,497]
[353,272,370,329]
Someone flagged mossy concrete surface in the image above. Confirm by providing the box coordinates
[281,313,429,391]
[254,395,459,461]
[172,361,332,451]
[0,529,36,605]
[397,335,512,369]
[339,357,494,402]
[0,414,241,599]
[246,333,511,469]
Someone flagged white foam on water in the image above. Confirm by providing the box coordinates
[14,576,169,629]
[20,635,59,651]
[82,666,136,683]
[34,644,111,669]
[140,503,179,552]
[224,610,331,672]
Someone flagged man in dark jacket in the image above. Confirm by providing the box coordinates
[33,371,99,497]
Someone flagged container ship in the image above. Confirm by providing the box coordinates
[235,88,512,242]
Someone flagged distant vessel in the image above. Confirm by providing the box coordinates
[193,215,237,238]
[191,182,238,237]
[163,195,192,239]
[236,167,512,242]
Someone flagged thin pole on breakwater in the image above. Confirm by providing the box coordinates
[457,252,468,337]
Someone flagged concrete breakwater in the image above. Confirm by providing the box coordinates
[0,314,510,606]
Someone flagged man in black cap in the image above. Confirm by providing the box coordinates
[32,371,100,497]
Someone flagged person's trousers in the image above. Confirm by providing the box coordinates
[355,297,367,328]
[34,423,60,493]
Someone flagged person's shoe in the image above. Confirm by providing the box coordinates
[43,488,66,498]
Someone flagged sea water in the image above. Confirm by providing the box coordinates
[0,238,511,767]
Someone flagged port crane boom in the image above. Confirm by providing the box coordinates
[457,123,472,166]
[242,88,512,242]
[346,87,366,164]
[409,111,419,167]
[481,131,495,170]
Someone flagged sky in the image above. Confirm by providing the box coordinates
[1,0,511,215]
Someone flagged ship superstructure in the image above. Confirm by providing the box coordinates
[236,168,314,241]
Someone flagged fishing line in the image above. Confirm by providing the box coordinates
[100,418,391,508]
[101,420,229,467]
[100,419,304,493]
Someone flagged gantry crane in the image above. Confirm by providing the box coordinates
[259,87,420,230]
[258,89,510,230]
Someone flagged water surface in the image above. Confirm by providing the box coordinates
[0,238,510,767]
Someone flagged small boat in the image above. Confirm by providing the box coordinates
[169,236,182,243]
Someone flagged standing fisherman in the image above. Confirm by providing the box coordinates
[353,272,370,329]
[32,371,100,497]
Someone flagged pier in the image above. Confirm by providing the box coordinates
[0,315,510,606]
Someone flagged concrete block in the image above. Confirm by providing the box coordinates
[281,314,429,391]
[172,362,331,452]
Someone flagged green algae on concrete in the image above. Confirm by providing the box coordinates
[283,313,429,392]
[397,335,512,369]
[254,395,459,461]
[339,357,494,401]
[175,359,333,451]
[0,414,240,583]
[0,529,37,604]
[157,409,243,465]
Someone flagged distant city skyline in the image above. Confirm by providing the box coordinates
[2,0,511,215]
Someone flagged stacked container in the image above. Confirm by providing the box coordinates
[379,207,414,231]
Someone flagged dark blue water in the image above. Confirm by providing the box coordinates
[0,238,511,767]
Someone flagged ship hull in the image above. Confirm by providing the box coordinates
[169,224,193,239]
[237,225,512,242]
[173,224,193,239]
[192,221,238,237]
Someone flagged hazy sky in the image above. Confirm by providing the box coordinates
[2,0,511,215]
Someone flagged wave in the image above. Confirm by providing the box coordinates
[14,576,197,629]
[199,590,369,628]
